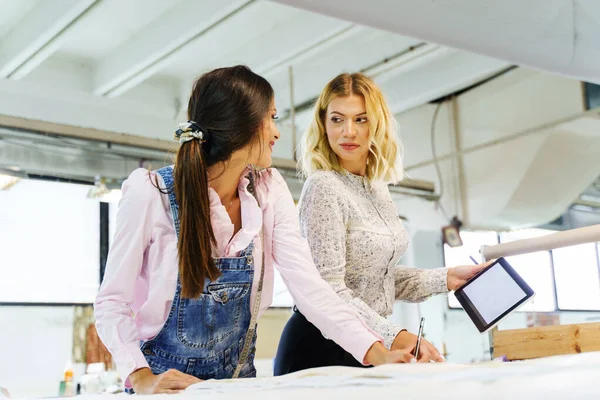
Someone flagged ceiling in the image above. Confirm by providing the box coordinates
[1,0,599,230]
[0,0,509,146]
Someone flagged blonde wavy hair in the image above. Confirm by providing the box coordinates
[299,72,403,183]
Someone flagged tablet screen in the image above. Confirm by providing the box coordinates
[455,257,535,332]
[462,263,527,324]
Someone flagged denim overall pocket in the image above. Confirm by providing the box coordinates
[177,282,251,348]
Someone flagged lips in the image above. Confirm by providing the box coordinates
[340,143,360,151]
[269,141,275,151]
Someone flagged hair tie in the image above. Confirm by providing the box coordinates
[174,121,208,144]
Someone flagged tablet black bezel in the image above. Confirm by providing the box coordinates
[454,257,535,333]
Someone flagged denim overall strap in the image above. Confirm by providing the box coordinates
[156,166,179,236]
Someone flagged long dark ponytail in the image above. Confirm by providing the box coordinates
[174,65,273,299]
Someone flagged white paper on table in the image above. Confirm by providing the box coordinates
[185,352,600,394]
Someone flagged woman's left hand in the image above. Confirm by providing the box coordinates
[447,260,494,291]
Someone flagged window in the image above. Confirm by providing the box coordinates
[552,243,600,310]
[107,194,121,246]
[498,229,556,312]
[0,179,100,303]
[446,228,600,312]
[271,269,294,307]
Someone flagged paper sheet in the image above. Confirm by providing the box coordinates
[185,352,600,394]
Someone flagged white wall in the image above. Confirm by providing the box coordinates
[0,306,75,398]
[0,179,101,397]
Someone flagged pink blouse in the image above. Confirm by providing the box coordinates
[94,166,382,383]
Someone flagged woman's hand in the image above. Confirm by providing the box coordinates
[364,342,415,365]
[129,368,202,395]
[447,260,494,291]
[391,330,444,363]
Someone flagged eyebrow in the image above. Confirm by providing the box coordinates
[329,111,367,117]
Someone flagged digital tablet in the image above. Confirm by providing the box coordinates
[454,257,535,333]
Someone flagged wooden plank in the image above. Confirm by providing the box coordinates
[493,322,600,360]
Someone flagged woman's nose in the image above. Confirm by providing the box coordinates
[342,121,357,137]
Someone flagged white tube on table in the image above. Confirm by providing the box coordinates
[482,224,600,260]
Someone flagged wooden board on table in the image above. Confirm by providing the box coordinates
[493,322,600,360]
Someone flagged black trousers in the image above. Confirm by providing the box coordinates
[273,308,371,376]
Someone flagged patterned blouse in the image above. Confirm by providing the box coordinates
[299,170,449,348]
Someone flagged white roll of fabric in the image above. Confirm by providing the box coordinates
[482,224,600,260]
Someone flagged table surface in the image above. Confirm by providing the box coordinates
[58,351,600,400]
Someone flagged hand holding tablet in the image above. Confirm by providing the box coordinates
[453,257,535,333]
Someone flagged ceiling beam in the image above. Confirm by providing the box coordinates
[93,0,253,97]
[0,114,178,152]
[0,114,300,173]
[257,24,359,77]
[0,0,99,79]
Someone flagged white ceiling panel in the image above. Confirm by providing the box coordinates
[59,0,187,59]
[160,1,349,79]
[0,0,39,38]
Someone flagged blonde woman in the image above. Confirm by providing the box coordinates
[273,73,490,375]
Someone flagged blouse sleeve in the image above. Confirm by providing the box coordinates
[93,168,158,384]
[393,265,448,302]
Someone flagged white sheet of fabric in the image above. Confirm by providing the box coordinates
[269,0,600,84]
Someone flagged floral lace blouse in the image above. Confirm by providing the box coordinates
[299,170,449,348]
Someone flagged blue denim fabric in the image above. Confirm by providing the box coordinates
[139,166,257,380]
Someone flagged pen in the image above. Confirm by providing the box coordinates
[413,317,425,359]
[469,255,479,264]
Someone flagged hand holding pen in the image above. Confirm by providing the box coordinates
[391,319,445,363]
